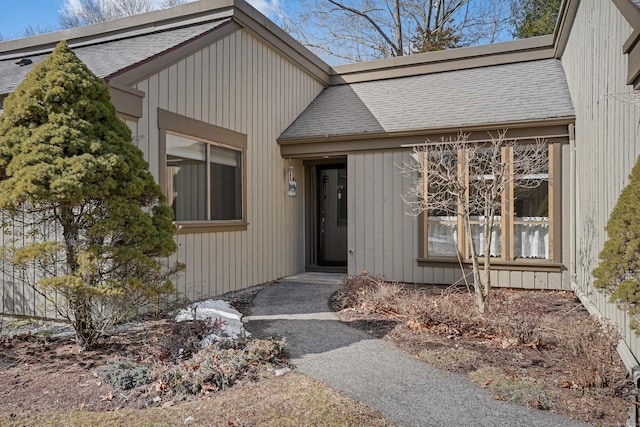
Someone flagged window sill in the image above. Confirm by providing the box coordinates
[417,257,564,272]
[176,221,248,234]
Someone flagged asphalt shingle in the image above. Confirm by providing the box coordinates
[0,19,229,95]
[280,59,575,140]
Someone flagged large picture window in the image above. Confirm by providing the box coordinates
[166,133,242,221]
[422,143,559,264]
[159,109,246,231]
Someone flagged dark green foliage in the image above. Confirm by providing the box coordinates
[0,41,181,348]
[511,0,561,39]
[593,157,640,331]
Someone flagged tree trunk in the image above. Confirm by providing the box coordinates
[393,0,403,56]
[465,214,485,313]
[483,210,494,298]
[70,293,95,348]
[61,206,95,349]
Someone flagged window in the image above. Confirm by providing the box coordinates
[159,109,246,231]
[421,142,559,264]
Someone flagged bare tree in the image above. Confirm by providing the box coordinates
[287,0,512,63]
[160,0,188,7]
[399,132,548,312]
[60,0,155,28]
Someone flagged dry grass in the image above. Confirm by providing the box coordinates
[470,367,555,410]
[417,346,479,370]
[0,373,395,427]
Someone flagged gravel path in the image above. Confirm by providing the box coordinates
[244,276,588,427]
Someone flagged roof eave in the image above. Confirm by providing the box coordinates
[329,36,557,84]
[278,116,577,158]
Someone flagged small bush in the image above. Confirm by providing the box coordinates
[561,319,628,392]
[158,337,285,395]
[341,277,547,347]
[340,274,436,320]
[145,320,211,363]
[98,359,155,390]
[489,291,545,345]
[419,292,490,337]
[339,274,404,314]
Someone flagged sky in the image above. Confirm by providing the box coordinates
[1,1,66,38]
[0,0,283,39]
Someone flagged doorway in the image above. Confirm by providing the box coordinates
[305,160,348,271]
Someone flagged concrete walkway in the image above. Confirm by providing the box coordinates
[243,273,588,427]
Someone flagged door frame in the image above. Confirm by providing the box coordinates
[304,157,348,272]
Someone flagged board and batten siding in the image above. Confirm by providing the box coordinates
[129,29,323,302]
[347,150,568,289]
[561,0,640,361]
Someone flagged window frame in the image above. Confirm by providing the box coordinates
[158,108,247,234]
[418,142,562,271]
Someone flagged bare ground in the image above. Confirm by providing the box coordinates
[0,278,635,426]
[0,287,393,426]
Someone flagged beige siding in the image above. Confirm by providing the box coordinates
[347,150,567,289]
[131,29,322,301]
[561,0,640,359]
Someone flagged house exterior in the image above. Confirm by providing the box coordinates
[0,0,329,315]
[1,0,640,378]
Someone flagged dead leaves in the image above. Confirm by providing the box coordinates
[407,320,427,331]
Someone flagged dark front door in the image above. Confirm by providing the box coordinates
[316,165,348,266]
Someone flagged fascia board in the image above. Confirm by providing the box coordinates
[231,1,333,84]
[612,0,640,28]
[278,117,576,147]
[553,0,581,58]
[331,47,556,84]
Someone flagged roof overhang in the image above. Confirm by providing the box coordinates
[278,117,576,159]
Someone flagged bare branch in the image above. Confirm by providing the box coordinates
[399,130,549,312]
[326,0,401,55]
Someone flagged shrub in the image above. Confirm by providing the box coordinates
[98,359,154,390]
[488,291,545,345]
[145,320,212,363]
[0,41,182,348]
[340,277,546,346]
[158,337,285,395]
[593,157,640,332]
[561,319,628,392]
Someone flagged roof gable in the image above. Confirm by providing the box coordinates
[0,20,232,95]
[0,0,332,97]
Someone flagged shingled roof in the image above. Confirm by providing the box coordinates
[279,58,574,141]
[0,19,229,95]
